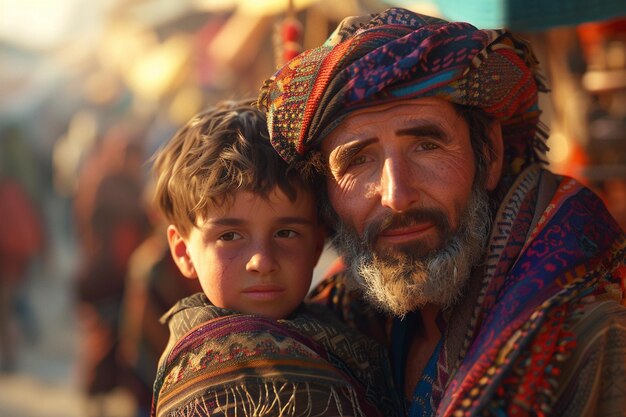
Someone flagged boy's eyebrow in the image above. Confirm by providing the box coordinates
[204,216,316,227]
[274,216,316,226]
[206,218,245,227]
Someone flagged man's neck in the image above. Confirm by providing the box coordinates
[419,304,442,337]
[403,304,442,399]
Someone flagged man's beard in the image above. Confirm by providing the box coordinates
[330,187,491,317]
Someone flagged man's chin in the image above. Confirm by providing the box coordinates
[356,258,437,317]
[338,186,492,316]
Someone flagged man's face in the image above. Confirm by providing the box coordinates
[321,98,494,314]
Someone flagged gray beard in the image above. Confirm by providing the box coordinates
[330,187,491,317]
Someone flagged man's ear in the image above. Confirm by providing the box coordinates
[167,225,197,279]
[485,120,504,192]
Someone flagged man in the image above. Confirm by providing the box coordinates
[259,8,626,417]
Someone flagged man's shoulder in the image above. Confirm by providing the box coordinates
[306,267,390,344]
[569,295,626,336]
[550,297,626,415]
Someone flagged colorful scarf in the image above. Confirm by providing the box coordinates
[308,165,626,416]
[259,7,548,178]
[437,165,625,416]
[151,294,402,417]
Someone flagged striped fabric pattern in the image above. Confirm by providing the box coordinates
[260,7,548,178]
[152,294,402,417]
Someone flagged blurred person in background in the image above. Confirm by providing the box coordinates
[0,126,45,373]
[117,181,201,417]
[73,122,151,417]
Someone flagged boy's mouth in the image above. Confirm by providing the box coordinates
[242,285,285,301]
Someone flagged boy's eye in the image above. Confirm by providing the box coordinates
[219,231,242,241]
[275,229,297,238]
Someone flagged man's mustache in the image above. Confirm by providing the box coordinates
[363,207,451,246]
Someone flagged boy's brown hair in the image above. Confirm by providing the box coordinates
[152,99,307,237]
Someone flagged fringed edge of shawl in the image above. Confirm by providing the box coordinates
[157,380,367,417]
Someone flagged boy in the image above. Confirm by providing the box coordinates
[150,100,401,417]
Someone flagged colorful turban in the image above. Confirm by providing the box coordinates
[259,7,549,171]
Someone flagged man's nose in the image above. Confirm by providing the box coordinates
[245,243,278,275]
[380,157,418,212]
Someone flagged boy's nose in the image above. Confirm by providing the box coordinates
[379,157,419,212]
[245,245,278,275]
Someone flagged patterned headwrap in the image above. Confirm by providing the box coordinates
[259,7,549,175]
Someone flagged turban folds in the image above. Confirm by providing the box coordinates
[260,8,549,170]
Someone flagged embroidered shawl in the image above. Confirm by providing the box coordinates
[151,294,402,417]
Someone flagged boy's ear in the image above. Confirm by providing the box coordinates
[485,119,504,192]
[167,225,197,279]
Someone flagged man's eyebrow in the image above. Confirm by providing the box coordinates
[331,137,377,168]
[397,124,449,142]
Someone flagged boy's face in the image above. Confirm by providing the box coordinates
[168,188,325,320]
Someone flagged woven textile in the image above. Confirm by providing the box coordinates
[308,166,626,416]
[151,294,402,417]
[259,7,548,175]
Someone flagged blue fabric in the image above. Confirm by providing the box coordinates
[390,312,443,417]
[408,338,442,417]
[402,0,626,31]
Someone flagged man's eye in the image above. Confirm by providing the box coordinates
[219,232,242,241]
[350,155,368,166]
[417,142,439,151]
[275,229,297,238]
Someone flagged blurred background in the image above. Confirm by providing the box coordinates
[0,0,624,416]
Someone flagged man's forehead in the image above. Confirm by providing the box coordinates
[321,97,458,150]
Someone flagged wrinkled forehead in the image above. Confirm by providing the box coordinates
[319,97,461,154]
